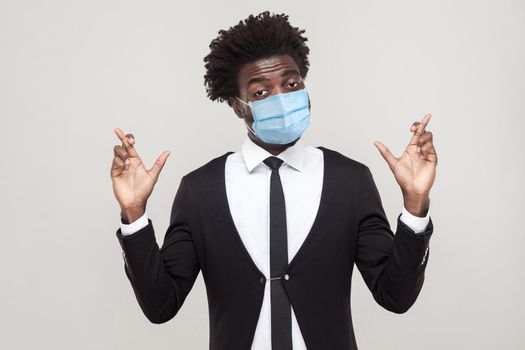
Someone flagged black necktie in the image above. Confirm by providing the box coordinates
[263,156,292,350]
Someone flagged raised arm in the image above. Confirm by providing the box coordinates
[115,175,201,323]
[355,166,433,314]
[110,128,200,323]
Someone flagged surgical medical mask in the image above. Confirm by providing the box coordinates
[236,88,311,145]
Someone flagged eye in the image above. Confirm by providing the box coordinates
[287,81,299,88]
[254,90,269,97]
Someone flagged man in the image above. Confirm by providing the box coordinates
[110,11,436,350]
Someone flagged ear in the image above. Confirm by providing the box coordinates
[230,97,244,119]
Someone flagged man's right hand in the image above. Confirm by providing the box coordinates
[110,128,171,223]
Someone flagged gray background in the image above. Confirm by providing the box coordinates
[1,0,524,349]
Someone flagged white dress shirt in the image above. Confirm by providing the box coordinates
[120,135,430,349]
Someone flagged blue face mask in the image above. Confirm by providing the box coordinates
[236,88,311,145]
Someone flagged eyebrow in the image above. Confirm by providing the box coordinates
[246,76,269,87]
[246,68,301,87]
[280,68,301,78]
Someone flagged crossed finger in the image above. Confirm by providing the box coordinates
[408,113,432,146]
[114,128,139,158]
[409,115,437,163]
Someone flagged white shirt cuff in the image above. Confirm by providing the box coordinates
[400,206,430,235]
[120,212,149,236]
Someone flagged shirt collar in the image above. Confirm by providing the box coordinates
[241,134,306,173]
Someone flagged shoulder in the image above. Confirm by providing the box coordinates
[314,145,377,194]
[316,145,370,174]
[182,151,234,187]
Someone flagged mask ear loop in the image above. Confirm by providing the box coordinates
[236,97,257,137]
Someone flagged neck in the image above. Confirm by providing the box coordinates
[248,133,299,156]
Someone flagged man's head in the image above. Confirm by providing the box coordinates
[203,11,311,148]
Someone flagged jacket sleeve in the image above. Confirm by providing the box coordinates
[354,166,433,314]
[115,175,201,323]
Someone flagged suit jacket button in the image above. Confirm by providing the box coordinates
[260,277,265,284]
[284,274,289,280]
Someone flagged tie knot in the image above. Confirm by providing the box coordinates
[263,156,284,171]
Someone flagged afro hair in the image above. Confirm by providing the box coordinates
[203,11,310,107]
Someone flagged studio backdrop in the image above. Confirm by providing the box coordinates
[0,0,523,349]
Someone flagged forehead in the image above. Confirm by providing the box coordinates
[237,54,301,87]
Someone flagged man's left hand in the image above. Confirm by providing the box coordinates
[373,113,437,217]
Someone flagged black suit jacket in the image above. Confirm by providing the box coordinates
[116,146,434,350]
